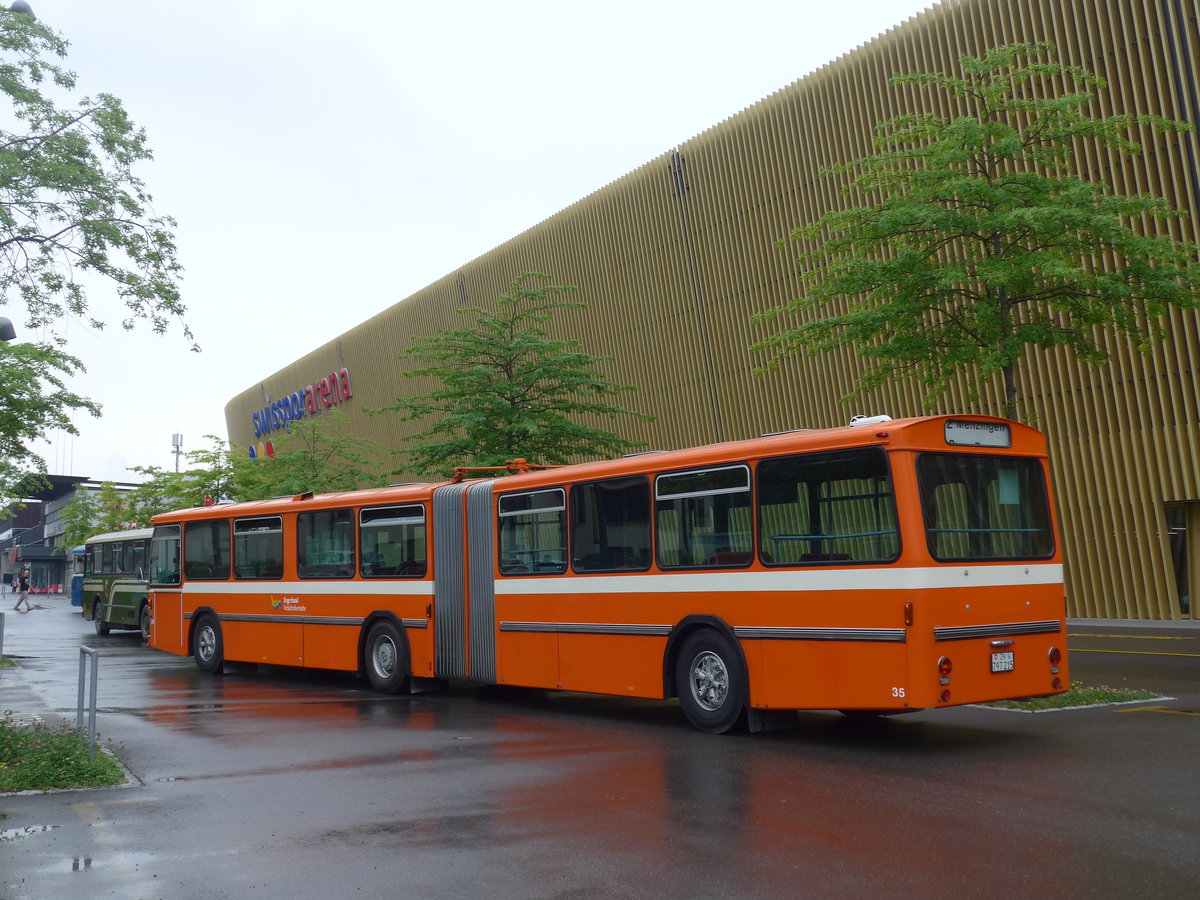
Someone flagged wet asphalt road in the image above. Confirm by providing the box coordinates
[1,595,1198,899]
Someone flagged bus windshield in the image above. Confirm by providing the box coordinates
[918,454,1054,561]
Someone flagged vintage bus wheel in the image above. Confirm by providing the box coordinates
[364,620,409,694]
[139,603,151,642]
[91,600,110,636]
[675,630,746,734]
[193,615,224,675]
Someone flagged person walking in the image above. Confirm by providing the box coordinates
[12,568,32,611]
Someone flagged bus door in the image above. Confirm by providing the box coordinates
[432,481,497,684]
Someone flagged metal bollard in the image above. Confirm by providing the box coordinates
[0,610,5,661]
[77,646,100,757]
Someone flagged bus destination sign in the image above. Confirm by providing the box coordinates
[944,419,1012,448]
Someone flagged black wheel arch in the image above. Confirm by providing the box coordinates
[662,614,749,704]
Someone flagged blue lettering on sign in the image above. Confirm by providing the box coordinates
[251,367,354,438]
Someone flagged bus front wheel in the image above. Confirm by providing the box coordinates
[139,603,151,642]
[193,615,224,675]
[364,620,409,694]
[92,600,110,636]
[675,630,747,734]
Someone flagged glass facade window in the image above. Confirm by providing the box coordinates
[297,509,355,578]
[571,476,651,572]
[499,488,567,575]
[655,465,752,568]
[918,454,1053,561]
[758,448,899,565]
[360,505,427,577]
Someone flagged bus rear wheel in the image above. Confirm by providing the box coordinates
[675,630,747,734]
[193,615,224,675]
[92,600,110,635]
[139,603,151,642]
[364,620,409,694]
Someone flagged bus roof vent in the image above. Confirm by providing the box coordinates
[292,491,314,502]
[849,415,893,427]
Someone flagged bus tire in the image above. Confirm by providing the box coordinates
[675,630,746,734]
[139,602,151,643]
[92,599,110,636]
[193,614,224,675]
[364,620,409,694]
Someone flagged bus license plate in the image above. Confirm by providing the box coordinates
[991,651,1015,673]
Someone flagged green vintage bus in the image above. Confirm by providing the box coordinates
[81,527,153,640]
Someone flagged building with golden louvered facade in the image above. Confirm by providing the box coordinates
[225,0,1200,620]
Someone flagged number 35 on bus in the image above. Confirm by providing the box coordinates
[146,414,1068,733]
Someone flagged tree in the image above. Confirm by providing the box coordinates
[376,273,653,478]
[126,436,241,519]
[91,480,131,534]
[55,483,96,549]
[0,341,98,497]
[235,410,386,498]
[0,8,189,498]
[753,42,1200,421]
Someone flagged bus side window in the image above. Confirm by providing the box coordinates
[655,465,752,569]
[184,520,231,580]
[758,448,899,565]
[234,516,284,579]
[499,489,567,575]
[570,476,651,572]
[149,526,181,586]
[360,505,427,578]
[297,509,355,578]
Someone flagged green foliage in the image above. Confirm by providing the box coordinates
[755,42,1200,420]
[235,409,386,498]
[55,484,97,549]
[0,11,187,341]
[125,436,241,519]
[0,10,188,500]
[0,340,99,503]
[377,273,653,478]
[0,712,124,792]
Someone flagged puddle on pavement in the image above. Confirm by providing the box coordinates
[42,850,155,874]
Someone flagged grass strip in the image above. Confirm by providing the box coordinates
[982,680,1161,711]
[1,712,125,792]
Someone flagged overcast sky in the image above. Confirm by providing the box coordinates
[18,0,933,483]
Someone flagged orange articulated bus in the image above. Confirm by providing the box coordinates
[147,414,1069,732]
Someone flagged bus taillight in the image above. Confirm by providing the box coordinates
[1048,646,1062,673]
[937,656,952,685]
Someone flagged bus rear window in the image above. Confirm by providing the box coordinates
[918,454,1054,561]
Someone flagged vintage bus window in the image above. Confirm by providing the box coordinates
[122,540,146,576]
[499,488,567,575]
[84,546,96,575]
[571,476,651,572]
[184,520,231,580]
[100,542,116,575]
[149,525,181,586]
[297,508,355,578]
[918,454,1054,561]
[758,448,899,564]
[655,465,752,568]
[234,516,284,579]
[360,505,426,578]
